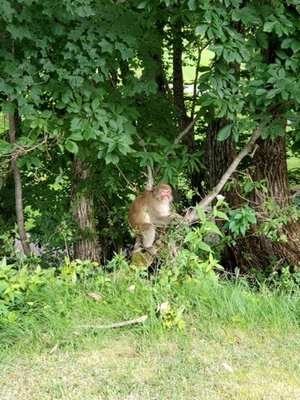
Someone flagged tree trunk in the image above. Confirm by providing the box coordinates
[232,137,300,272]
[8,112,31,256]
[71,157,101,263]
[206,119,241,207]
[226,32,300,273]
[204,120,300,272]
[171,11,207,201]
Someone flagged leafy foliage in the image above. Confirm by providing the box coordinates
[1,0,300,267]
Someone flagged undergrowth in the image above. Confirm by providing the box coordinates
[0,250,299,352]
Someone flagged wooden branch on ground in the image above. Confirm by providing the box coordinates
[77,315,148,329]
[185,127,261,224]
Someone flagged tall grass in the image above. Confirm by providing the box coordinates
[1,266,300,399]
[1,268,299,352]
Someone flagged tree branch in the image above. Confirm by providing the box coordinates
[185,127,261,224]
[77,315,148,329]
[174,115,199,144]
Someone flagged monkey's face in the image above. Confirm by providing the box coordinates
[159,189,172,203]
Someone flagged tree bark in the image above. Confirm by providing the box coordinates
[233,137,300,272]
[227,33,300,272]
[193,120,300,273]
[8,112,31,256]
[206,119,241,208]
[185,126,260,223]
[71,157,101,263]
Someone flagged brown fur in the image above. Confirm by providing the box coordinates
[128,184,176,254]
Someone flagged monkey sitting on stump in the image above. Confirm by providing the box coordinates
[128,183,182,255]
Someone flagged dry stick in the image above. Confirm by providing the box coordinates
[174,115,199,144]
[77,315,148,329]
[49,341,60,355]
[185,127,261,224]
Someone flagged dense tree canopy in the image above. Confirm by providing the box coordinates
[1,0,300,272]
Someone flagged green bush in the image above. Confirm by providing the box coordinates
[0,257,56,320]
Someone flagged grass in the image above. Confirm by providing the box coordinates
[2,328,300,399]
[1,270,300,399]
[287,155,300,187]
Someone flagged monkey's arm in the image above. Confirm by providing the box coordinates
[151,212,183,226]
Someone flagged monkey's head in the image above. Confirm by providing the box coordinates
[153,183,173,203]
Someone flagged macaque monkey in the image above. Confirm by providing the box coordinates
[128,183,181,255]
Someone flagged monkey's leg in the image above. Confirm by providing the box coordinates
[133,235,143,253]
[142,224,157,255]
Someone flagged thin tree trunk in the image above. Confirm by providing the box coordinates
[71,157,101,263]
[171,10,207,201]
[8,112,31,256]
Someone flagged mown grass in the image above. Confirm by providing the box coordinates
[1,271,299,400]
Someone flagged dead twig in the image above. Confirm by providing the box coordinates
[185,127,261,224]
[77,315,148,329]
[49,341,60,355]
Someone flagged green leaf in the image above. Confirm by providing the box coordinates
[246,214,257,224]
[196,206,207,221]
[69,133,84,141]
[0,139,13,154]
[91,98,100,111]
[208,44,223,56]
[76,6,95,18]
[197,241,212,252]
[68,76,84,87]
[281,38,294,49]
[105,153,119,164]
[255,88,267,96]
[195,24,208,34]
[83,128,97,140]
[156,137,171,146]
[200,93,216,106]
[117,141,132,155]
[183,231,197,244]
[244,182,253,193]
[137,1,148,9]
[263,21,276,33]
[214,210,228,220]
[291,40,300,53]
[98,39,114,53]
[40,110,52,118]
[218,124,232,141]
[188,0,197,11]
[205,221,222,234]
[70,118,82,129]
[65,140,79,154]
[1,0,14,21]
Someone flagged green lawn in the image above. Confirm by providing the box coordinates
[1,326,300,400]
[1,273,299,400]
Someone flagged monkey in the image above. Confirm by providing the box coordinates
[128,183,181,255]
